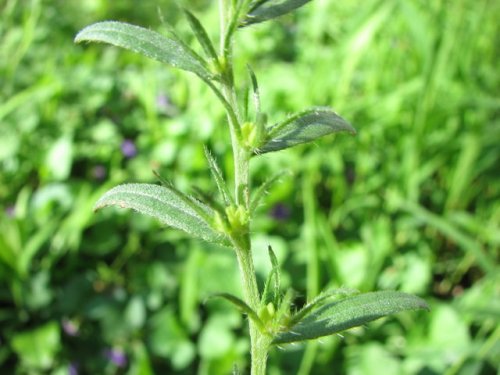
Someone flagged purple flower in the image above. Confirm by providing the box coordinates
[62,318,79,336]
[269,203,290,221]
[104,348,127,368]
[121,139,137,159]
[69,362,78,375]
[92,165,107,181]
[156,92,177,115]
[5,205,15,218]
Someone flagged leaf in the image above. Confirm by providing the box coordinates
[257,108,356,154]
[209,293,266,332]
[75,21,211,79]
[273,291,428,344]
[94,183,229,246]
[247,64,261,115]
[242,0,313,27]
[261,246,281,306]
[204,147,234,206]
[289,288,358,326]
[249,171,289,213]
[183,9,219,61]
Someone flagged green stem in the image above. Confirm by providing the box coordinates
[218,1,270,374]
[234,242,271,375]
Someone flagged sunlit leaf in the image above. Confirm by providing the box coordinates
[273,291,428,344]
[242,0,313,27]
[94,183,229,246]
[261,246,281,306]
[204,147,234,206]
[257,108,356,154]
[75,21,211,79]
[249,171,289,213]
[183,9,219,61]
[209,293,265,332]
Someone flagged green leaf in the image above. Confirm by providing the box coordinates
[204,147,234,206]
[75,21,211,79]
[261,246,281,306]
[249,171,289,213]
[289,288,358,326]
[242,0,313,27]
[183,9,219,62]
[94,183,229,246]
[209,293,266,332]
[11,321,60,370]
[257,108,356,154]
[247,64,261,115]
[273,291,428,344]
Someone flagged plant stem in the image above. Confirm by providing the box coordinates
[218,1,270,373]
[234,242,270,375]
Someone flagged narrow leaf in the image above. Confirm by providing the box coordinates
[247,65,261,115]
[261,246,281,305]
[289,288,358,326]
[94,183,229,246]
[249,171,289,213]
[75,21,211,79]
[257,108,356,154]
[210,293,266,332]
[183,9,219,61]
[273,291,428,344]
[152,170,216,225]
[242,0,313,27]
[204,147,234,206]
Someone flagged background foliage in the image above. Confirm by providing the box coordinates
[1,0,498,374]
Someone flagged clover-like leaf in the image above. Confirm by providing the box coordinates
[94,183,229,246]
[242,0,313,27]
[75,21,211,79]
[273,291,428,344]
[257,108,356,154]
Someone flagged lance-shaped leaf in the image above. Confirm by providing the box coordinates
[75,21,211,79]
[261,246,281,306]
[183,9,219,62]
[273,291,428,344]
[94,183,229,246]
[249,171,289,213]
[204,147,234,206]
[209,293,266,332]
[242,0,313,27]
[257,108,356,154]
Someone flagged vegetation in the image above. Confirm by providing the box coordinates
[0,0,498,374]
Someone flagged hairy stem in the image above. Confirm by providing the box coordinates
[218,1,269,373]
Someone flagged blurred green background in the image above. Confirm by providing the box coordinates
[1,0,499,374]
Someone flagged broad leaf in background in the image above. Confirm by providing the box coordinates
[94,184,229,246]
[75,21,212,79]
[242,0,313,27]
[257,108,356,153]
[273,291,428,344]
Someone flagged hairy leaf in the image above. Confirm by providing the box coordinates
[242,0,313,27]
[249,171,289,213]
[273,291,428,344]
[261,246,281,306]
[204,147,234,206]
[289,288,358,326]
[209,293,265,331]
[75,21,211,79]
[257,108,356,154]
[94,183,228,246]
[183,9,219,61]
